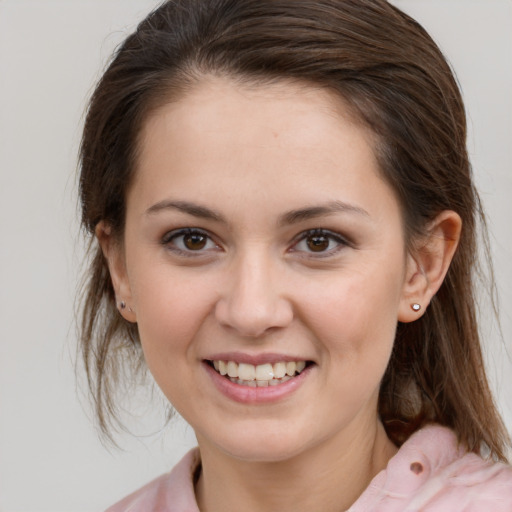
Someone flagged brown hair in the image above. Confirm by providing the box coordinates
[78,0,510,459]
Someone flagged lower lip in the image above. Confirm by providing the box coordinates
[203,362,313,404]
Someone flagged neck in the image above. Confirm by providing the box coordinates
[195,420,397,512]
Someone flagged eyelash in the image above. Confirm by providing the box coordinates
[161,228,220,257]
[161,228,350,258]
[289,228,350,258]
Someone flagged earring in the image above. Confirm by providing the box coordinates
[119,300,126,310]
[411,303,421,312]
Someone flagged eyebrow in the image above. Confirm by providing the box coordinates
[145,200,226,222]
[278,201,369,226]
[145,199,369,225]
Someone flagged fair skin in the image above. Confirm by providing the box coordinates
[98,77,461,512]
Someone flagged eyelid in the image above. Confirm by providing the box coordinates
[160,227,351,259]
[288,228,351,257]
[161,227,222,255]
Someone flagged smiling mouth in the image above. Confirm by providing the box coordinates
[207,360,312,387]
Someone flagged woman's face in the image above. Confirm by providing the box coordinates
[117,78,415,461]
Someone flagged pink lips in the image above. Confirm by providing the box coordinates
[203,359,313,404]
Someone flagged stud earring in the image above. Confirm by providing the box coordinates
[411,303,421,312]
[119,300,126,310]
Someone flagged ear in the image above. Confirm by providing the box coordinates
[95,221,137,323]
[398,210,462,323]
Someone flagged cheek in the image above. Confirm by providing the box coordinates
[297,261,404,361]
[128,260,218,365]
[131,269,221,410]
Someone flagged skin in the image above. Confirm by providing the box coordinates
[99,77,461,512]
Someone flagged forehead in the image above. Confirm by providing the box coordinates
[137,79,373,173]
[140,79,346,150]
[129,76,398,226]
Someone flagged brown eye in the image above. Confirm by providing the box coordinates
[291,228,349,257]
[306,234,330,252]
[162,228,218,254]
[184,232,207,250]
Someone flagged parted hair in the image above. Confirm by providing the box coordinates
[78,0,510,459]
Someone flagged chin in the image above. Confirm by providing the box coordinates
[204,423,315,463]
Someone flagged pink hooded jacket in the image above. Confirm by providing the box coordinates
[106,425,512,511]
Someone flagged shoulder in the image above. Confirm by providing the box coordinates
[350,424,512,511]
[105,448,201,512]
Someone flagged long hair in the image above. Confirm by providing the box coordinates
[78,0,509,459]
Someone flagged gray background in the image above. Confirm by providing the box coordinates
[0,1,510,510]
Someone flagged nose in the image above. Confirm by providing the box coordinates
[214,250,294,338]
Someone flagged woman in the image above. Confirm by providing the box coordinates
[78,0,512,510]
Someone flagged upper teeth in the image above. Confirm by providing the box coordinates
[213,360,306,381]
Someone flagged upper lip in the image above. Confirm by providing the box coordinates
[205,352,313,366]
